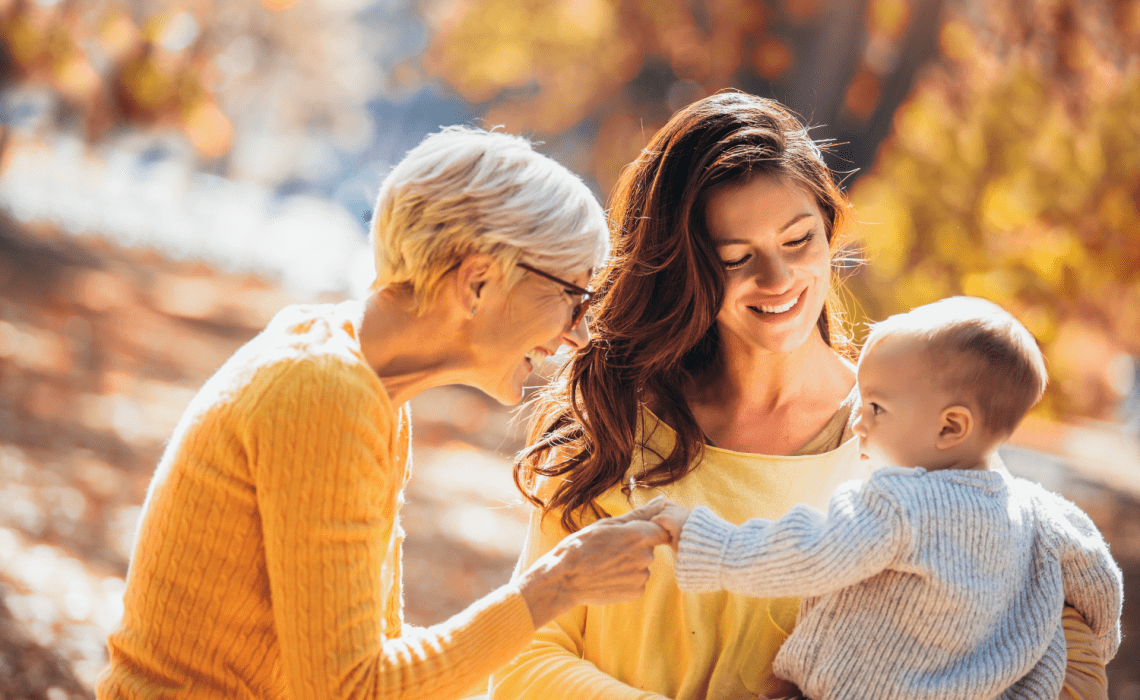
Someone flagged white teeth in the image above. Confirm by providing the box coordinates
[756,292,801,314]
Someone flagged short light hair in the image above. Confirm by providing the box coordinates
[865,296,1048,436]
[370,126,609,307]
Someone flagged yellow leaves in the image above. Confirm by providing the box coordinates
[1025,228,1082,284]
[961,269,1019,301]
[427,0,626,114]
[868,0,910,40]
[261,0,302,10]
[97,9,141,61]
[849,181,913,279]
[939,20,973,61]
[562,0,616,38]
[121,55,171,112]
[1073,131,1106,181]
[1017,304,1055,345]
[894,261,953,309]
[979,169,1043,233]
[955,124,988,173]
[53,55,100,103]
[182,101,233,160]
[893,92,954,162]
[1098,184,1140,233]
[5,13,44,65]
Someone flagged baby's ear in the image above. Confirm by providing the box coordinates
[936,405,973,449]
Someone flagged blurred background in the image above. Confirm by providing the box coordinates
[0,0,1137,696]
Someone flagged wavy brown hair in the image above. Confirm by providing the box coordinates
[515,92,854,532]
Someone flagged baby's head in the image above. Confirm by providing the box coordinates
[853,296,1047,471]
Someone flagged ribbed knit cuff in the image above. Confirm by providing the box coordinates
[674,506,736,593]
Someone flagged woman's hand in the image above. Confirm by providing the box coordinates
[517,496,672,628]
[650,501,692,551]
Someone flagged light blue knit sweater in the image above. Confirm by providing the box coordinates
[674,467,1123,700]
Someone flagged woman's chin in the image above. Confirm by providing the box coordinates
[492,359,534,406]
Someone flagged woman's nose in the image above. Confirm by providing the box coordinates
[752,251,793,291]
[562,315,589,349]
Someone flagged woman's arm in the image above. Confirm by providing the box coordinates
[255,357,536,700]
[489,498,672,700]
[255,356,669,700]
[1059,606,1110,700]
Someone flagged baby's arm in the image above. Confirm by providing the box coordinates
[671,481,905,598]
[1050,497,1123,662]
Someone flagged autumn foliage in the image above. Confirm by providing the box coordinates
[849,1,1140,420]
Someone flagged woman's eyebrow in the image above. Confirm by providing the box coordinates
[778,211,815,233]
[714,212,816,247]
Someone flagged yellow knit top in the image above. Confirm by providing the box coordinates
[98,301,535,700]
[489,405,873,700]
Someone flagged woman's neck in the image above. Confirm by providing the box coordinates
[687,330,855,455]
[357,288,472,405]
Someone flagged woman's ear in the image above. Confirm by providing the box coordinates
[454,254,499,315]
[936,405,973,450]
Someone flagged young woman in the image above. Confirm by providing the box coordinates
[491,93,1110,700]
[96,127,670,700]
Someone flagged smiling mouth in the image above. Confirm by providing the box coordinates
[749,291,803,315]
[523,349,547,371]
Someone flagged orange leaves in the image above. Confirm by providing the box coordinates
[847,4,1140,421]
[939,20,974,61]
[0,2,232,160]
[261,0,302,10]
[867,0,910,40]
[844,68,881,118]
[753,38,792,79]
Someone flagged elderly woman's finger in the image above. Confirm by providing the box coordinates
[621,520,672,547]
[610,496,665,523]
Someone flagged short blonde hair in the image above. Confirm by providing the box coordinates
[370,126,609,307]
[865,296,1048,436]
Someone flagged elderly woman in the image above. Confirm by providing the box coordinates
[491,93,1111,699]
[97,127,669,700]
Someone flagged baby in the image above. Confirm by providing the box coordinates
[653,296,1123,700]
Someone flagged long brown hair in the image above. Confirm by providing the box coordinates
[516,92,854,532]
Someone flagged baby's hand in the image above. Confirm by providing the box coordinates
[650,501,691,551]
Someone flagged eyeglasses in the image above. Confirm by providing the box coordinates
[517,262,593,328]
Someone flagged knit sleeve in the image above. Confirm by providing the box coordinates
[250,355,535,700]
[674,479,905,597]
[1046,495,1123,663]
[488,481,670,700]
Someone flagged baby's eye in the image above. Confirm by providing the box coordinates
[722,254,751,270]
[870,403,883,415]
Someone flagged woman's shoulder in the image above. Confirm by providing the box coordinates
[208,300,391,420]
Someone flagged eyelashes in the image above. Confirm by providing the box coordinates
[719,230,819,270]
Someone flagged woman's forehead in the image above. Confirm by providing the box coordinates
[705,176,822,240]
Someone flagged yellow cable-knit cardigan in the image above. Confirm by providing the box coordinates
[97,301,535,700]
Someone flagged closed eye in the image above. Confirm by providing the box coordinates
[787,230,818,247]
[722,253,751,270]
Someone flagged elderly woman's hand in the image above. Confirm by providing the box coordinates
[517,497,672,628]
[650,500,691,551]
